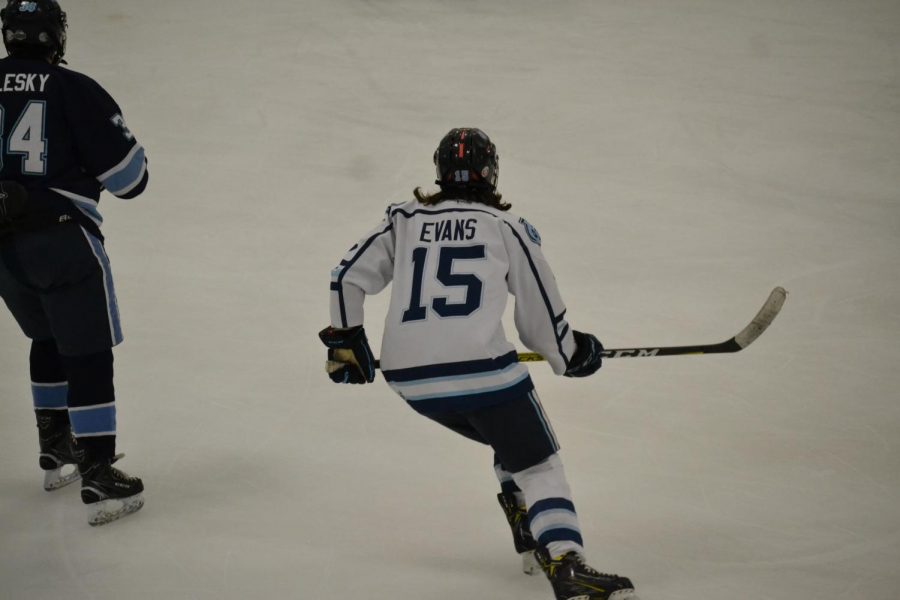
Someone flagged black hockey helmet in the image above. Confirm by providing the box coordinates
[434,128,499,191]
[1,0,67,64]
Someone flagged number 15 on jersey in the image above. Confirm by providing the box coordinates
[401,244,487,323]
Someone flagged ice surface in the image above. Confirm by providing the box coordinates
[2,1,899,599]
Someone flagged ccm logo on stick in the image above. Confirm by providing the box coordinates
[602,349,660,358]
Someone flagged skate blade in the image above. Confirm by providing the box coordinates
[43,465,81,491]
[87,492,144,526]
[608,590,639,600]
[521,550,541,576]
[565,591,638,600]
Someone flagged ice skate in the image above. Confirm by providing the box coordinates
[497,492,540,575]
[79,459,144,526]
[37,417,81,491]
[536,548,638,600]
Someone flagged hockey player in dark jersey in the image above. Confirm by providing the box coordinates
[321,128,638,600]
[0,0,146,526]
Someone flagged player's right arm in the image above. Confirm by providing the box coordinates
[501,215,605,378]
[62,72,148,199]
[501,215,578,374]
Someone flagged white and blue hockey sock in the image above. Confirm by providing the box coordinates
[494,458,526,505]
[512,453,584,557]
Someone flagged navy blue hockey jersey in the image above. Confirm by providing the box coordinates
[0,56,148,234]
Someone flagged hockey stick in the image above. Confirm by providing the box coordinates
[518,285,787,361]
[330,286,787,370]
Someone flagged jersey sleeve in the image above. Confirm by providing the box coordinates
[62,73,148,199]
[501,216,578,375]
[329,208,396,328]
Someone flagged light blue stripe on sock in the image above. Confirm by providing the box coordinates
[32,383,68,409]
[69,403,117,437]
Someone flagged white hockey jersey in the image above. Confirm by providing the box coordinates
[329,199,578,413]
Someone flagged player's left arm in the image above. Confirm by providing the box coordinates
[321,208,395,384]
[328,209,395,329]
[65,75,149,199]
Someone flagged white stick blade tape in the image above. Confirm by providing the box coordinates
[734,286,787,349]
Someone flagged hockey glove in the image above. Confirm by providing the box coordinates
[0,180,28,224]
[564,330,603,378]
[318,325,376,384]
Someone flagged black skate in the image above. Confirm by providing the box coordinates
[37,414,81,491]
[79,459,144,526]
[536,548,638,600]
[497,492,540,575]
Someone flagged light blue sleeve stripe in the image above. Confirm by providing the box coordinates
[99,146,146,195]
[69,405,117,437]
[32,383,68,409]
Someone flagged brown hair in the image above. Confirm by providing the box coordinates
[413,187,511,211]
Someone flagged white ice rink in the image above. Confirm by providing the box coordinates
[1,1,899,598]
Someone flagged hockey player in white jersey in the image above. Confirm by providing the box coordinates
[320,128,638,600]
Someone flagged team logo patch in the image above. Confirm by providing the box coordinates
[519,217,541,246]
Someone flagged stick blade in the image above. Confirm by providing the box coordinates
[733,286,787,349]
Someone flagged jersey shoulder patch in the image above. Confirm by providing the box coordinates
[518,217,542,246]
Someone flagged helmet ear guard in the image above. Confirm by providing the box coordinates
[433,128,500,192]
[1,0,67,64]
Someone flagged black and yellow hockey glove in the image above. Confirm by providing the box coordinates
[318,325,376,384]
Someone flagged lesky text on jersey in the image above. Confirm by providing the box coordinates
[0,72,50,92]
[0,56,148,238]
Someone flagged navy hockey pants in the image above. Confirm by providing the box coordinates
[419,390,560,473]
[0,223,122,356]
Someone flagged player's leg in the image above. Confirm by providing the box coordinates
[419,409,486,443]
[468,392,580,555]
[494,456,540,574]
[470,391,637,599]
[0,241,77,490]
[31,338,81,490]
[58,348,143,526]
[42,226,142,526]
[416,408,543,570]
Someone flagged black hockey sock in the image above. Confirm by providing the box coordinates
[30,338,66,382]
[501,478,522,495]
[75,436,116,463]
[60,350,117,461]
[35,409,71,436]
[30,339,69,431]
